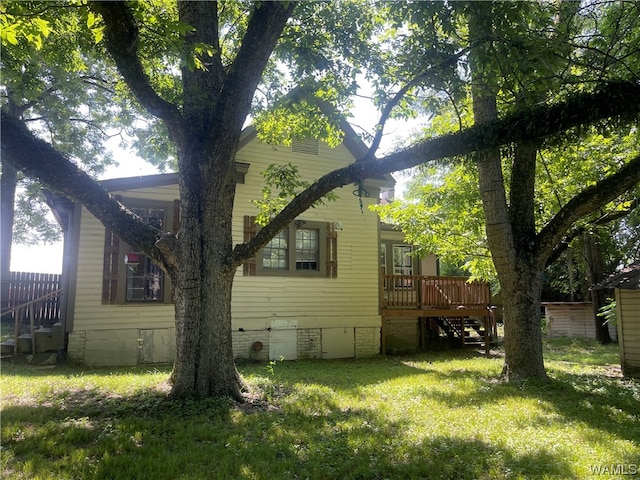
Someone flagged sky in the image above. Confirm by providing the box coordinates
[10,154,162,274]
[10,99,418,275]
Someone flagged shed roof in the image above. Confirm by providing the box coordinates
[593,262,640,290]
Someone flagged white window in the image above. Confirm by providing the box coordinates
[393,244,413,276]
[259,221,325,276]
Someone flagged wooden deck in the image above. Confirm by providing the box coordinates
[380,274,496,354]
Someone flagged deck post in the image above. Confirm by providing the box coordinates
[29,303,36,355]
[380,269,386,355]
[13,308,20,355]
[484,314,489,355]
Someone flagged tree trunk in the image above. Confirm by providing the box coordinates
[163,1,294,399]
[1,97,20,313]
[169,146,244,400]
[582,231,612,344]
[469,2,548,381]
[499,260,547,380]
[567,248,576,301]
[0,162,17,313]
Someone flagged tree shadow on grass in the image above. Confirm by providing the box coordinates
[2,385,578,480]
[240,354,439,391]
[224,387,579,480]
[2,349,635,479]
[0,359,173,378]
[422,369,640,446]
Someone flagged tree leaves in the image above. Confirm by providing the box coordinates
[252,163,338,226]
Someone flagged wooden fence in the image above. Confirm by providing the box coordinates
[1,272,63,327]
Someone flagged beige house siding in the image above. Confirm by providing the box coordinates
[379,226,438,277]
[543,302,617,341]
[67,138,383,366]
[617,289,640,377]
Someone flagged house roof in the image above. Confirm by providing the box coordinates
[593,262,640,290]
[238,123,395,188]
[101,122,393,190]
[99,162,250,191]
[42,190,74,231]
[46,123,394,225]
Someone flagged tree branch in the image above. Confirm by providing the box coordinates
[208,2,295,142]
[0,111,176,273]
[594,197,639,225]
[546,200,640,267]
[537,154,640,262]
[91,2,185,145]
[229,81,640,267]
[365,42,482,159]
[178,0,225,128]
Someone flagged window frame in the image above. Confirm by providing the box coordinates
[392,244,413,276]
[105,198,175,305]
[124,252,166,303]
[256,220,327,277]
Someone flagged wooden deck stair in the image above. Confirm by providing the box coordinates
[380,274,497,354]
[1,287,64,359]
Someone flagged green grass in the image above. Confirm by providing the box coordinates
[1,338,638,480]
[1,322,14,343]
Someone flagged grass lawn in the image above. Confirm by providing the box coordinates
[1,338,639,479]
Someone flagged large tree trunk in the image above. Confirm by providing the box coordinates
[1,97,19,313]
[169,142,244,399]
[499,260,547,380]
[164,1,293,399]
[469,2,548,381]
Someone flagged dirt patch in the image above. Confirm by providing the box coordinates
[233,396,282,414]
[603,364,623,378]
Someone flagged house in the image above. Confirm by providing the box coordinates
[379,223,439,353]
[378,224,496,354]
[594,263,640,378]
[48,127,393,366]
[542,302,617,341]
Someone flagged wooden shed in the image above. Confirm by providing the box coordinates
[594,263,640,378]
[542,302,617,341]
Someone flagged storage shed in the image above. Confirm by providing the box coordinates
[594,263,640,378]
[542,302,617,341]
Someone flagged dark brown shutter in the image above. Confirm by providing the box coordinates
[326,222,337,278]
[243,215,257,276]
[172,199,180,234]
[102,195,122,304]
[102,228,119,304]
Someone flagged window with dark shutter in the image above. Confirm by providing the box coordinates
[102,194,122,304]
[101,197,176,304]
[124,207,166,303]
[326,222,338,278]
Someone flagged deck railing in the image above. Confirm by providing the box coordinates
[381,274,491,309]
